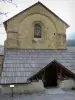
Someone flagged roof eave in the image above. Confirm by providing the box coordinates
[28,60,75,80]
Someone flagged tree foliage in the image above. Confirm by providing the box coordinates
[0,0,13,3]
[0,0,17,26]
[0,0,15,16]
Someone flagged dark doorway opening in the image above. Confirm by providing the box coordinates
[44,64,57,88]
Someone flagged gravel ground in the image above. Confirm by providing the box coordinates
[0,89,75,100]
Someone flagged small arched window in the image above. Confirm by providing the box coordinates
[34,24,41,38]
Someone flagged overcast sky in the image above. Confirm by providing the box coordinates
[0,0,75,45]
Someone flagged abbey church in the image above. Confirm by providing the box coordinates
[0,1,75,93]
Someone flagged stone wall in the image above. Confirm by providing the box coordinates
[1,80,45,94]
[0,55,3,74]
[59,79,75,89]
[4,3,67,49]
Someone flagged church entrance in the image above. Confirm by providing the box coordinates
[43,61,75,88]
[29,61,75,88]
[44,63,57,88]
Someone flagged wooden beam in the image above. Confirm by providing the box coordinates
[60,68,62,80]
[41,70,45,82]
[57,67,58,79]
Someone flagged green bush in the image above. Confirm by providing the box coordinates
[72,87,75,90]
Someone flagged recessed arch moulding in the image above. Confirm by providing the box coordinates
[5,13,66,49]
[17,13,66,49]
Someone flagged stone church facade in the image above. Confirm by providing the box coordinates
[4,1,69,49]
[0,2,75,94]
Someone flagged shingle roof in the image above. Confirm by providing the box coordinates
[0,49,75,84]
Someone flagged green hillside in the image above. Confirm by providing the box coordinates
[67,40,75,47]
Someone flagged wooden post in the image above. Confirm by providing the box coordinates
[12,87,13,97]
[57,67,58,79]
[42,70,45,83]
[10,85,14,97]
[60,68,62,80]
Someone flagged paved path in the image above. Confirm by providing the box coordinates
[0,89,75,100]
[46,88,65,94]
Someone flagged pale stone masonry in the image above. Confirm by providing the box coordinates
[4,2,69,49]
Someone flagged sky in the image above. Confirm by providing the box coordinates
[0,0,75,45]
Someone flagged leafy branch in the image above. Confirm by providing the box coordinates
[0,12,8,16]
[0,0,17,8]
[0,0,17,16]
[0,0,17,26]
[0,0,13,3]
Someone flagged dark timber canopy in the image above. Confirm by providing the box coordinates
[29,61,75,87]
